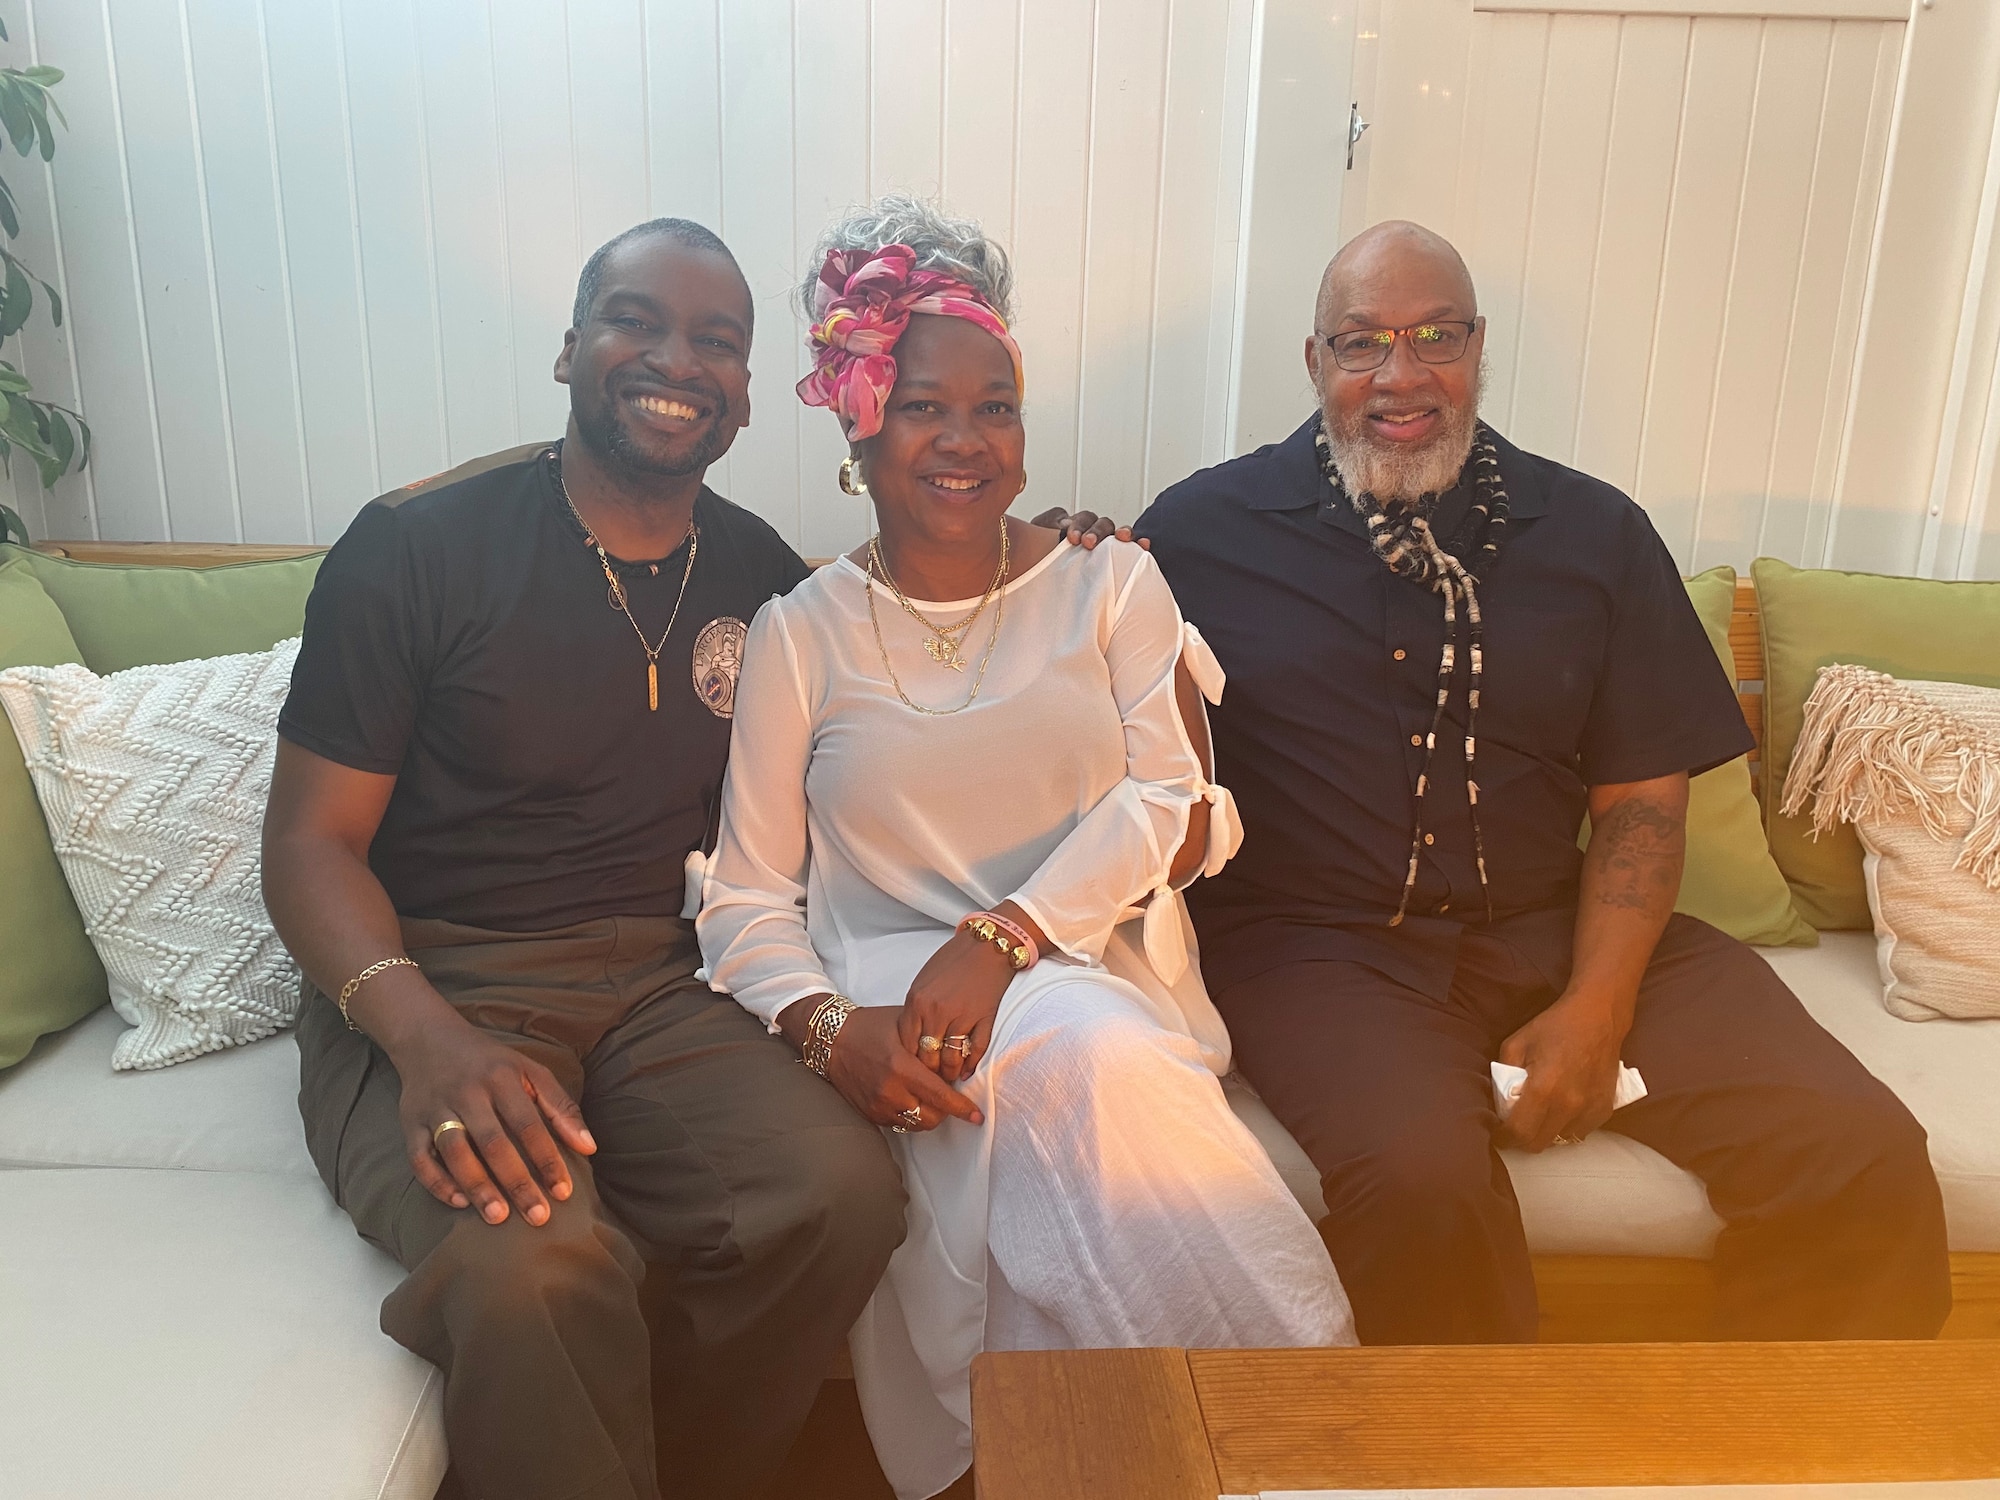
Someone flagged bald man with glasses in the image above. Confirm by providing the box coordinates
[1130,220,1951,1345]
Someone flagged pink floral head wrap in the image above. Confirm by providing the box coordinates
[796,244,1023,441]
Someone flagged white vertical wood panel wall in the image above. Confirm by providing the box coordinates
[0,0,1260,554]
[1346,1,1937,574]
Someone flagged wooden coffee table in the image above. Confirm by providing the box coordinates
[970,1341,2000,1499]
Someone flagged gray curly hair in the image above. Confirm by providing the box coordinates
[797,193,1015,323]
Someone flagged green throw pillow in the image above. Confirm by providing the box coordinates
[0,553,107,1068]
[1676,567,1816,947]
[1575,568,1814,946]
[1754,557,2000,930]
[4,544,323,672]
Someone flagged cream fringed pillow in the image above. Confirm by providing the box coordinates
[1782,664,2000,1021]
[0,640,302,1068]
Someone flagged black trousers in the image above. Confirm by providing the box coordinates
[1215,914,1952,1344]
[299,915,907,1500]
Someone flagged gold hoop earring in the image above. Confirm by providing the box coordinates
[838,457,867,496]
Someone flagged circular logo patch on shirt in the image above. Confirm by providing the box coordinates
[692,616,748,718]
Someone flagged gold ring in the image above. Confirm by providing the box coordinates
[918,1034,943,1055]
[942,1035,973,1055]
[1553,1132,1583,1147]
[432,1118,468,1146]
[896,1105,924,1130]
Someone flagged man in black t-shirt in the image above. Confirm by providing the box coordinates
[263,223,903,1500]
[1134,222,1949,1346]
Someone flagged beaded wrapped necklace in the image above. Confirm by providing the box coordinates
[1314,413,1513,925]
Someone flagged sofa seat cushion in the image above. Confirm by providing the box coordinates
[0,1166,443,1500]
[1769,933,2000,1252]
[1225,933,2000,1255]
[0,1005,313,1176]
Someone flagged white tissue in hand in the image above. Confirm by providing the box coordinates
[1489,1059,1647,1122]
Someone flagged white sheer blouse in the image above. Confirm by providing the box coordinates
[696,538,1241,1037]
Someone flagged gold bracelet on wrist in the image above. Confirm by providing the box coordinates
[962,915,1033,970]
[337,956,420,1031]
[800,994,857,1076]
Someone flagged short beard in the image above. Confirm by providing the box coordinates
[1325,362,1483,509]
[572,394,733,480]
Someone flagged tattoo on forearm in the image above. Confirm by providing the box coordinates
[1587,794,1684,914]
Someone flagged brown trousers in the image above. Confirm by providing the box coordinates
[297,915,905,1500]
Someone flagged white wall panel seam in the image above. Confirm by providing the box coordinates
[1687,18,1768,562]
[1753,18,1838,558]
[24,0,97,538]
[409,6,449,471]
[1568,15,1624,472]
[1008,0,1026,252]
[1503,15,1555,437]
[329,1,382,496]
[1137,0,1176,507]
[96,0,171,538]
[252,0,313,541]
[1820,0,1918,568]
[1221,0,1265,451]
[484,0,523,441]
[175,0,243,543]
[1069,0,1103,495]
[1626,18,1696,532]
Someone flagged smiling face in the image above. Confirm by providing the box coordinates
[857,312,1025,553]
[556,236,753,479]
[1306,223,1485,505]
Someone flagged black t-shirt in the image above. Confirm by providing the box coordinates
[1136,417,1752,1000]
[278,442,811,931]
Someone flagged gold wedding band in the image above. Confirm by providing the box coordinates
[432,1118,468,1146]
[918,1034,943,1055]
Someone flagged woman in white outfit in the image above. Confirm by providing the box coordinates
[695,196,1353,1500]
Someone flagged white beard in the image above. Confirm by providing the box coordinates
[1324,365,1483,508]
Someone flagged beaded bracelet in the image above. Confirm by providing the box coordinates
[962,912,1037,970]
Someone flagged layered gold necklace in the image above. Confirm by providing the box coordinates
[555,461,698,713]
[864,521,1009,716]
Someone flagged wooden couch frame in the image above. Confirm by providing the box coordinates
[36,541,1997,1341]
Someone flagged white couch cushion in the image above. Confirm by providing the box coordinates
[1225,932,2000,1255]
[0,1004,313,1176]
[1771,932,2000,1252]
[0,1167,443,1500]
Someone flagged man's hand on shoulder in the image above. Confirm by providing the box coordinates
[1030,507,1151,551]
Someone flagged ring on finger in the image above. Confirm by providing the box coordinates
[1553,1132,1583,1146]
[918,1034,943,1056]
[893,1105,925,1133]
[942,1035,973,1056]
[432,1118,468,1147]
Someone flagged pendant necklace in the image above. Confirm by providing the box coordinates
[554,458,698,712]
[867,529,1008,671]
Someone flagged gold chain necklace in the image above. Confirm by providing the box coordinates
[867,532,1007,671]
[554,461,698,712]
[864,521,1009,716]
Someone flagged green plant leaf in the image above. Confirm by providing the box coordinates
[0,258,31,339]
[36,274,59,326]
[0,175,20,240]
[47,408,73,470]
[0,362,33,394]
[1,393,56,463]
[0,502,28,546]
[22,67,63,88]
[0,84,35,159]
[18,91,55,162]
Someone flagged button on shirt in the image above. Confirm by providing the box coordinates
[1135,416,1751,1000]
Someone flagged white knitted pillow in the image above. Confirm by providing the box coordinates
[0,639,302,1068]
[1782,664,2000,1022]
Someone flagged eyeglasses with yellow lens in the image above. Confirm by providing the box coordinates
[1324,320,1477,372]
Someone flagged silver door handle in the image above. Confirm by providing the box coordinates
[1348,102,1369,170]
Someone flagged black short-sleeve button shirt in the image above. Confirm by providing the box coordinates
[278,442,811,931]
[1135,416,1751,999]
